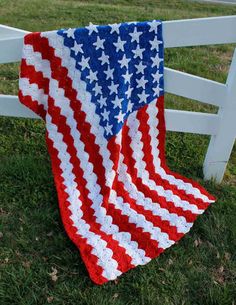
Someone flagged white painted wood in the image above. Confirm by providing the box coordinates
[203,49,236,182]
[165,109,219,135]
[163,15,236,47]
[0,37,25,64]
[0,94,220,135]
[198,0,236,5]
[0,25,29,64]
[0,24,28,38]
[1,16,236,63]
[0,39,229,109]
[165,68,226,107]
[0,95,39,119]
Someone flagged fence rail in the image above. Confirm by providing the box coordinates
[0,15,236,183]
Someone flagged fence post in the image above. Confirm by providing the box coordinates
[203,48,236,183]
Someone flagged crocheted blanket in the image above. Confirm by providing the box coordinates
[18,20,216,285]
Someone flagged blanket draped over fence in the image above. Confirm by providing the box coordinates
[18,20,216,284]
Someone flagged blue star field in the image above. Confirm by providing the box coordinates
[57,20,164,139]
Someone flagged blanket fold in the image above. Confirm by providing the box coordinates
[18,20,216,285]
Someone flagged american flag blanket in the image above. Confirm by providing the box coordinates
[18,20,216,285]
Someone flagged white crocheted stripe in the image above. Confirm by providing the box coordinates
[145,102,214,203]
[117,152,193,234]
[109,188,175,248]
[19,77,48,111]
[126,110,205,214]
[22,44,51,79]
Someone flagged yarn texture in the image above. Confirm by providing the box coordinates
[18,20,216,285]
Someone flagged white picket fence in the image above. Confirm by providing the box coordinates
[0,16,236,183]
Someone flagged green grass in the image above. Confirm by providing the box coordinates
[0,0,236,304]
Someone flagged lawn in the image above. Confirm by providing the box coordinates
[0,0,236,304]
